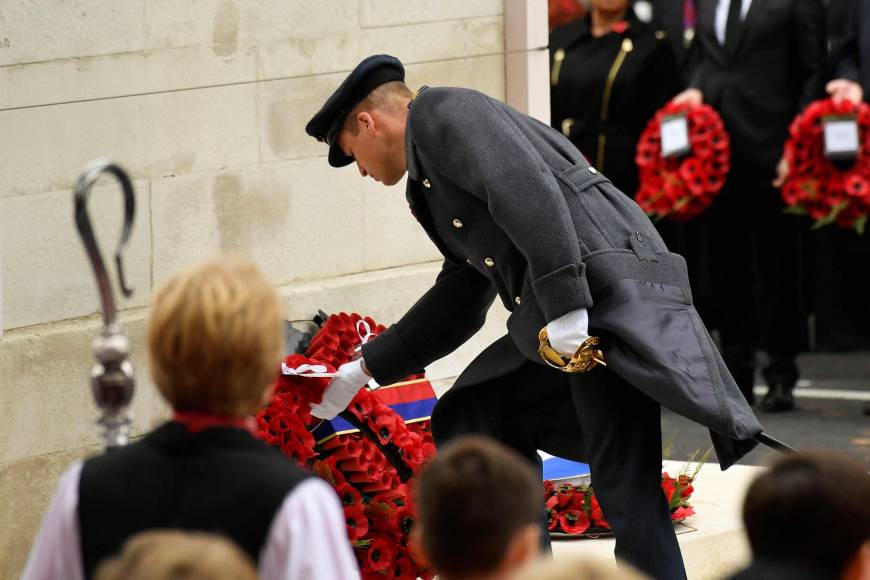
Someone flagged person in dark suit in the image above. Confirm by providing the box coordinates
[549,0,680,198]
[829,0,870,101]
[306,55,770,580]
[819,0,870,417]
[648,0,699,85]
[673,0,827,412]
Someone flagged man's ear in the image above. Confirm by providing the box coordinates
[357,111,376,135]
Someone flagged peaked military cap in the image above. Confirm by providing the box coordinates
[305,54,405,167]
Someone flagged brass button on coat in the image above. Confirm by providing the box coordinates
[422,179,431,189]
[452,218,463,229]
[484,258,495,267]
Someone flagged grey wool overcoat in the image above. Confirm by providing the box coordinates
[360,86,762,469]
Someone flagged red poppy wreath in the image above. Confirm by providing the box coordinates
[635,102,731,222]
[780,97,870,233]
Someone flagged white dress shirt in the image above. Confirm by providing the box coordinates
[20,461,360,580]
[715,0,753,45]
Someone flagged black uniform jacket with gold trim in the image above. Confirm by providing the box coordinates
[360,86,761,469]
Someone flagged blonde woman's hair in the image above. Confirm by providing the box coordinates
[95,530,256,580]
[147,257,284,415]
[509,557,648,580]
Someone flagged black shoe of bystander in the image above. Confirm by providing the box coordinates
[761,381,795,412]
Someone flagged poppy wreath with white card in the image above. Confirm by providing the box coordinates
[256,312,437,580]
[635,102,731,222]
[781,98,870,233]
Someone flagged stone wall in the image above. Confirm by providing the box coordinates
[0,1,552,576]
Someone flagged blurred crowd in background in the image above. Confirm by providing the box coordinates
[547,0,870,413]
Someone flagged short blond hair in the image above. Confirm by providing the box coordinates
[95,530,256,580]
[342,80,414,135]
[147,257,283,415]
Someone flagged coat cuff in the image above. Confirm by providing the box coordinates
[360,326,424,386]
[531,263,593,322]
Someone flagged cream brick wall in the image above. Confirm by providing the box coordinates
[0,1,558,577]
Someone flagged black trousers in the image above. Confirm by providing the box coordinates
[696,171,803,400]
[432,362,687,580]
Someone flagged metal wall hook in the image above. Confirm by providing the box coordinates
[73,159,137,448]
[74,158,136,329]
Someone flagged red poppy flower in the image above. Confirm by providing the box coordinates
[391,556,418,580]
[558,510,591,534]
[611,20,629,33]
[844,173,870,199]
[366,498,400,534]
[555,484,575,508]
[671,506,696,522]
[345,503,370,541]
[336,481,362,508]
[370,412,399,445]
[546,508,559,531]
[589,495,610,529]
[329,438,363,461]
[311,457,346,486]
[569,489,588,511]
[362,533,398,574]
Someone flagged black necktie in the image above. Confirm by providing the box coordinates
[724,0,743,54]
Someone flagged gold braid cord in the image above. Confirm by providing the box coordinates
[538,328,607,373]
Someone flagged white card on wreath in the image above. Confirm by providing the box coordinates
[660,114,691,158]
[823,118,859,158]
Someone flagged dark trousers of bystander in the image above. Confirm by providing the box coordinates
[697,167,804,404]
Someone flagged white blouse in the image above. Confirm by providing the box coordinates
[20,461,360,580]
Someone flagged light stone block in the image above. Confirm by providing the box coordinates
[0,443,102,580]
[0,1,147,67]
[150,159,368,287]
[2,180,152,329]
[404,54,506,101]
[0,43,258,111]
[143,0,360,52]
[258,72,351,164]
[282,262,443,327]
[360,0,503,28]
[0,83,259,198]
[0,201,3,337]
[259,54,506,164]
[257,17,504,80]
[0,313,158,465]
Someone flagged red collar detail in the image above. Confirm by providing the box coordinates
[173,411,258,436]
[611,20,630,34]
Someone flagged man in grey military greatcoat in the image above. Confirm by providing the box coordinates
[305,55,765,580]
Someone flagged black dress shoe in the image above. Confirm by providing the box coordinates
[761,381,795,412]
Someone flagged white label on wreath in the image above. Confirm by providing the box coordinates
[661,115,690,158]
[824,119,859,157]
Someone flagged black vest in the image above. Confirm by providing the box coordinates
[78,422,309,578]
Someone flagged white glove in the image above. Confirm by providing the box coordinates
[546,308,591,357]
[310,358,373,420]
